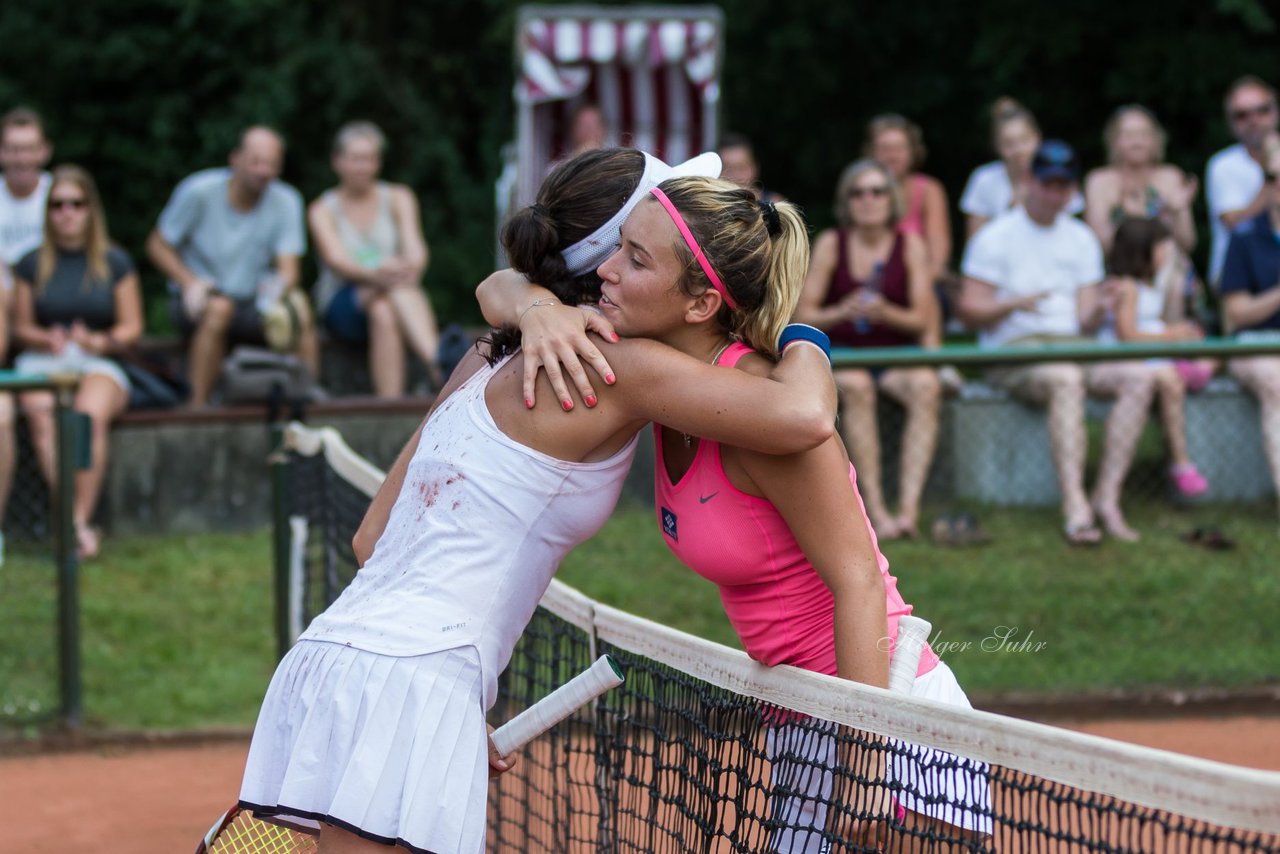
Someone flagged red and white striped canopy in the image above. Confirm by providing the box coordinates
[518,15,720,105]
[511,7,723,206]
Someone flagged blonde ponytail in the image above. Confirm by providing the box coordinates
[737,202,807,358]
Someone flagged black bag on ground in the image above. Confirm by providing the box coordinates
[220,346,321,405]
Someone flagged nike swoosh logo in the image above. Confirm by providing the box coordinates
[699,492,718,504]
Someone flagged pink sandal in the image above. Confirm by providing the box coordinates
[1171,463,1209,498]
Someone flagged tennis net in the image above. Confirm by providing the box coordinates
[273,422,1280,852]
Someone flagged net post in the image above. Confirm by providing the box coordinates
[269,420,293,661]
[52,377,84,728]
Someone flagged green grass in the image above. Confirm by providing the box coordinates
[1,499,1276,733]
[559,500,1280,698]
[1,531,276,732]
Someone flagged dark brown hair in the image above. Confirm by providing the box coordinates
[1108,217,1171,281]
[486,147,645,360]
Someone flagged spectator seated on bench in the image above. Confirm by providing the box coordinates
[146,125,319,408]
[10,166,144,559]
[959,141,1154,544]
[1220,141,1280,515]
[309,121,444,399]
[797,159,940,541]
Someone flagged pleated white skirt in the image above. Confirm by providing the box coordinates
[239,640,489,854]
[767,661,992,853]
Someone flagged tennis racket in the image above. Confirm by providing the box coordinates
[195,655,625,853]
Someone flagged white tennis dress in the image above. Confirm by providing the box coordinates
[239,353,637,853]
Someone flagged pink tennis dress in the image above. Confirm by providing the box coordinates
[653,343,990,849]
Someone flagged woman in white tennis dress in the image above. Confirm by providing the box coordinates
[237,147,832,853]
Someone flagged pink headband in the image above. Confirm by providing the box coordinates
[648,186,739,311]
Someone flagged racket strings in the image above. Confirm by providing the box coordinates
[207,811,318,854]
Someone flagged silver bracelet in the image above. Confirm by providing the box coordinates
[519,298,561,324]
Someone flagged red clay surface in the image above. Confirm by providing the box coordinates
[0,716,1276,853]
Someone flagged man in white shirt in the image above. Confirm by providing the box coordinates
[0,107,52,291]
[0,106,48,566]
[1205,75,1279,287]
[960,141,1155,544]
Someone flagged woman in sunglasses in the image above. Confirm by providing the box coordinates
[794,159,941,541]
[10,165,144,558]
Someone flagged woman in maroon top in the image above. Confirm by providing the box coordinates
[797,159,940,541]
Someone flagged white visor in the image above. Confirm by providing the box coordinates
[559,150,722,276]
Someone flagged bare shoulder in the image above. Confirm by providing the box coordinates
[386,183,421,214]
[813,228,840,251]
[903,230,928,256]
[441,345,489,392]
[808,229,840,266]
[921,173,948,198]
[1084,167,1118,194]
[733,349,773,378]
[307,191,333,218]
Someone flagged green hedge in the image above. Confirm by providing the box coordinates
[1,0,1276,329]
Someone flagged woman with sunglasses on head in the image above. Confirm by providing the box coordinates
[11,165,143,559]
[238,148,840,854]
[792,159,941,542]
[482,170,990,853]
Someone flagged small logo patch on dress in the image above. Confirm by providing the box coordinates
[661,506,678,541]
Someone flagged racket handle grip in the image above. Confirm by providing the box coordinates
[887,615,932,695]
[490,655,624,758]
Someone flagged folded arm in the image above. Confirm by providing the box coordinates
[603,337,836,455]
[1224,288,1280,333]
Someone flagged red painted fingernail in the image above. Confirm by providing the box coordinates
[611,333,620,342]
[605,374,616,384]
[562,399,574,411]
[585,394,598,407]
[525,398,533,409]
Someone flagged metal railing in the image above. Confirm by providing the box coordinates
[830,336,1280,369]
[823,337,1280,512]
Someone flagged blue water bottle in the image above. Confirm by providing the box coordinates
[855,262,884,335]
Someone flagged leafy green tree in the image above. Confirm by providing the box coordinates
[1,0,1277,329]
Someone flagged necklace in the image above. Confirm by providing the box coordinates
[682,340,734,448]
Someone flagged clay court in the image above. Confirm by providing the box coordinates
[2,714,1277,853]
